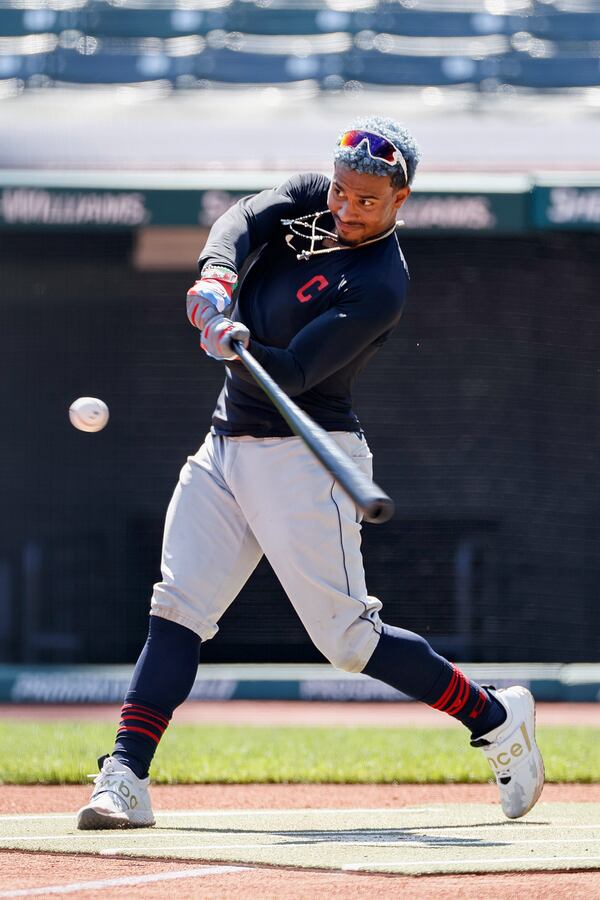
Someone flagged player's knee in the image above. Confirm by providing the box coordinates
[322,643,370,674]
[309,614,381,674]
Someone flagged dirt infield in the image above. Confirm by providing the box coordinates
[1,703,599,897]
[4,700,600,727]
[4,851,600,900]
[2,787,600,899]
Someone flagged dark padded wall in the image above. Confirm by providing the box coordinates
[1,230,598,663]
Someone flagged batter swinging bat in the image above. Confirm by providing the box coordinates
[232,341,394,524]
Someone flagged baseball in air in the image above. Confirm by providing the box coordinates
[69,397,109,433]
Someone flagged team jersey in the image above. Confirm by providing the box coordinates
[198,172,410,437]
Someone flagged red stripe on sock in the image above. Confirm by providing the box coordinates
[120,714,167,734]
[446,670,470,716]
[431,667,458,711]
[120,708,168,724]
[116,724,160,744]
[121,704,169,727]
[444,670,465,715]
[121,702,169,722]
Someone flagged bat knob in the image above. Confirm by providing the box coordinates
[363,495,395,525]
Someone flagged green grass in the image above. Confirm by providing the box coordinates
[0,722,598,785]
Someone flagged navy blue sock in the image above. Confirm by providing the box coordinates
[363,623,506,737]
[112,616,201,778]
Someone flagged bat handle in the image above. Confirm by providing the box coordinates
[232,340,252,363]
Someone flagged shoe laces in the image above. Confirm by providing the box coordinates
[87,755,127,782]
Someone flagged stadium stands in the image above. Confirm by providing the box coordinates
[224,2,358,37]
[193,38,346,84]
[52,39,201,84]
[0,7,80,37]
[78,5,228,38]
[530,11,600,41]
[501,52,600,89]
[355,8,520,37]
[0,0,598,91]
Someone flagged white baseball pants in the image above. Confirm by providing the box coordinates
[150,430,383,672]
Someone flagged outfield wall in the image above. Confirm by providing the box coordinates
[0,172,599,666]
[1,663,600,704]
[1,170,599,234]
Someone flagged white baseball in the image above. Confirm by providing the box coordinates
[69,397,110,433]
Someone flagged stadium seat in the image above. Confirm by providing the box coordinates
[343,50,482,86]
[225,1,356,36]
[352,8,516,38]
[79,4,228,39]
[500,52,600,89]
[52,44,198,84]
[194,46,339,83]
[0,8,79,37]
[529,12,600,43]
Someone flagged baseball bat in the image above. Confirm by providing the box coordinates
[231,341,394,524]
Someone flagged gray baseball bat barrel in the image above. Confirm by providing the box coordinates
[232,341,394,524]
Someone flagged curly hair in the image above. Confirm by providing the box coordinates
[334,116,420,189]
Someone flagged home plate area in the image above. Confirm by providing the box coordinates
[1,804,599,875]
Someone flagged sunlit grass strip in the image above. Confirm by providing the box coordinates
[0,723,597,784]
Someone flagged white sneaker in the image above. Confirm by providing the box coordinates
[471,685,545,819]
[76,755,155,830]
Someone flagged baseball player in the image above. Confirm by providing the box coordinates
[77,116,544,830]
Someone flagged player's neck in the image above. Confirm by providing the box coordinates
[324,221,398,251]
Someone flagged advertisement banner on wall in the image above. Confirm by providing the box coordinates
[0,181,529,233]
[4,177,600,234]
[532,185,600,230]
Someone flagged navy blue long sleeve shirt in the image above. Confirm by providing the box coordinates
[198,172,409,437]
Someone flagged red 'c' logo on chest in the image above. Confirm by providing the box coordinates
[296,275,329,303]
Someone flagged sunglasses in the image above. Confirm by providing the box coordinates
[338,130,408,184]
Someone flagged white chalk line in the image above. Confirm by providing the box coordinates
[2,835,103,842]
[343,855,600,870]
[501,838,600,845]
[101,844,293,854]
[0,866,252,898]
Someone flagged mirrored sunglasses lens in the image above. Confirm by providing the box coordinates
[339,131,396,163]
[339,130,362,148]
